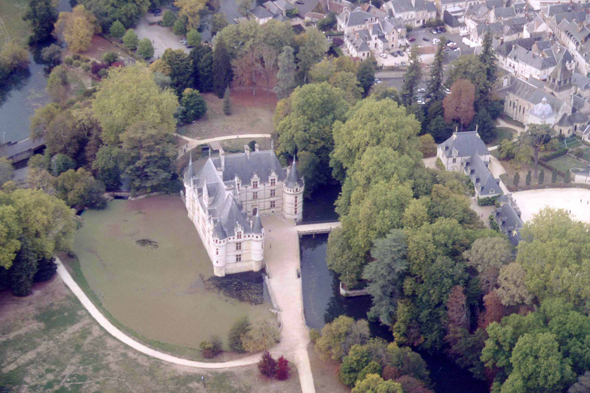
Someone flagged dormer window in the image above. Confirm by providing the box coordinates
[253,180,259,189]
[270,178,276,187]
[237,231,242,239]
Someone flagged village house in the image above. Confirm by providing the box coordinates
[183,146,304,276]
[494,195,523,246]
[339,8,407,58]
[437,131,503,200]
[383,0,437,27]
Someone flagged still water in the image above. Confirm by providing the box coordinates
[299,232,489,393]
[0,0,72,144]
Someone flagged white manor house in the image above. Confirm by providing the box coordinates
[183,144,304,277]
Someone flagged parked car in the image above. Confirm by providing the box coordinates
[431,29,438,34]
[417,87,426,93]
[397,50,404,56]
[438,27,446,33]
[380,53,387,58]
[408,36,416,42]
[152,8,161,14]
[392,52,398,57]
[423,37,430,41]
[445,88,451,95]
[401,61,406,66]
[375,78,382,84]
[433,38,440,45]
[417,98,425,105]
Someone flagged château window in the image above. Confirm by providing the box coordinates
[270,189,276,197]
[236,254,242,262]
[295,196,298,204]
[294,206,298,214]
[252,180,258,189]
[236,242,242,251]
[253,192,258,199]
[270,201,275,208]
[216,248,218,255]
[270,178,276,186]
[237,231,242,239]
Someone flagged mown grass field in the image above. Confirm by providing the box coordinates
[0,277,300,392]
[546,155,586,174]
[0,0,30,49]
[71,196,275,355]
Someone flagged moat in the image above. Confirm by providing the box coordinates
[299,185,489,393]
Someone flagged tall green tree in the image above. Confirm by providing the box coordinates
[213,38,233,98]
[161,48,193,96]
[297,27,328,83]
[427,37,446,103]
[479,32,497,102]
[0,158,14,187]
[363,230,408,326]
[276,83,348,194]
[55,168,107,209]
[109,20,125,39]
[190,44,214,93]
[401,45,421,107]
[446,54,490,110]
[137,38,154,59]
[92,145,123,191]
[120,122,177,192]
[274,46,297,99]
[180,88,207,122]
[122,29,139,50]
[357,59,375,97]
[23,0,58,46]
[92,65,179,145]
[518,124,553,178]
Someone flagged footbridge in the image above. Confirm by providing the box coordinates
[296,221,341,236]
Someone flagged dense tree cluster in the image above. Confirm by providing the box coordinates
[313,316,432,391]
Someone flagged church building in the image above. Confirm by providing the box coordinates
[182,144,304,276]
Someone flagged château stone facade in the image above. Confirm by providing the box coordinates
[183,144,304,276]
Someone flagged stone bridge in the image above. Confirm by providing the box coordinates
[295,221,341,236]
[0,137,46,163]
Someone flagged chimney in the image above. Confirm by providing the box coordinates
[254,143,260,152]
[244,145,250,158]
[219,147,225,170]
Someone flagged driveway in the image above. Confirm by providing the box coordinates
[135,17,189,59]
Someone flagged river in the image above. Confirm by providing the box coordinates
[300,186,489,393]
[0,0,72,144]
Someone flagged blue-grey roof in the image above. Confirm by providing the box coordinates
[572,72,590,89]
[439,131,490,158]
[495,198,523,246]
[494,6,516,19]
[285,158,303,188]
[252,213,263,233]
[251,6,273,18]
[498,77,565,113]
[464,154,503,197]
[212,150,286,186]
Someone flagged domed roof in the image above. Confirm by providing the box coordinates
[531,97,553,119]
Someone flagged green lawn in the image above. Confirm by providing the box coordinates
[546,155,586,174]
[488,127,517,146]
[580,146,590,161]
[0,278,300,392]
[0,0,30,49]
[71,195,275,354]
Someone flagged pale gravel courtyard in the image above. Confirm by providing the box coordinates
[512,188,590,223]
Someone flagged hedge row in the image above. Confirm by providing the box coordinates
[540,148,568,162]
[505,183,590,192]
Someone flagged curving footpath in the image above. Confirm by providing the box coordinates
[55,214,316,392]
[176,133,273,152]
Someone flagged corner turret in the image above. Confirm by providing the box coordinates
[282,155,304,222]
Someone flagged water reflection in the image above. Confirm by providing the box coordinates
[302,183,341,223]
[299,233,489,393]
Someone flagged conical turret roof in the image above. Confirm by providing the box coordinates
[186,152,195,180]
[285,156,303,188]
[252,211,263,234]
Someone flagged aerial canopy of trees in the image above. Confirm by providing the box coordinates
[516,208,590,305]
[23,0,58,46]
[55,5,101,53]
[174,0,208,29]
[275,82,349,194]
[92,65,178,145]
[77,0,150,29]
[0,188,76,296]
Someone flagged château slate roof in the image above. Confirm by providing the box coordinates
[285,158,304,188]
[464,154,502,197]
[438,131,490,158]
[212,150,286,186]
